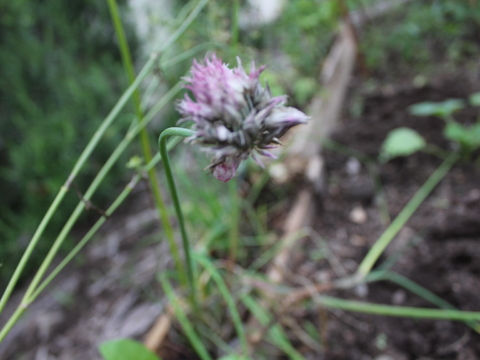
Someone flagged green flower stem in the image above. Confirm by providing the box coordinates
[319,295,480,321]
[158,127,197,307]
[356,153,459,278]
[228,178,240,264]
[0,0,210,316]
[106,0,179,285]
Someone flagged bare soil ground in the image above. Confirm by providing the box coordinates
[290,71,480,359]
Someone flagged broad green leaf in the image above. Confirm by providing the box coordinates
[99,339,161,360]
[380,127,426,161]
[217,356,250,360]
[409,99,465,118]
[469,92,480,107]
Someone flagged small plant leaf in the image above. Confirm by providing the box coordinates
[471,124,480,147]
[409,99,465,118]
[444,122,469,145]
[469,92,480,107]
[444,122,480,152]
[380,127,426,162]
[99,339,161,360]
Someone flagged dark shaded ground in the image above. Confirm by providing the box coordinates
[296,72,480,359]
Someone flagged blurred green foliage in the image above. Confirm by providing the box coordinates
[272,0,341,77]
[0,0,137,285]
[361,0,480,75]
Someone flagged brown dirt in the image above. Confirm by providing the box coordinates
[290,72,480,359]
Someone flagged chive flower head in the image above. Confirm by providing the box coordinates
[177,54,308,182]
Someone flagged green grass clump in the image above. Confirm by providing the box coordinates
[0,0,138,286]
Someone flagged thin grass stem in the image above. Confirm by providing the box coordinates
[195,254,248,356]
[319,295,480,321]
[356,152,459,277]
[107,0,207,288]
[367,271,480,333]
[231,0,240,47]
[242,295,307,360]
[228,178,240,264]
[160,273,213,360]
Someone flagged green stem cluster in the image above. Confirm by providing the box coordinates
[0,0,210,342]
[106,0,186,286]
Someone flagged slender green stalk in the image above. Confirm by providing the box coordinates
[107,0,205,289]
[195,254,248,356]
[228,178,240,264]
[0,0,210,315]
[356,153,459,277]
[319,295,480,321]
[242,295,307,360]
[0,305,25,342]
[231,0,240,47]
[158,127,197,307]
[160,273,213,360]
[422,144,450,159]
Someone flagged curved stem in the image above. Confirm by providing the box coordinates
[158,127,197,306]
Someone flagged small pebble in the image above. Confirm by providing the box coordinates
[349,205,368,224]
[346,157,361,176]
[392,289,406,305]
[354,283,369,298]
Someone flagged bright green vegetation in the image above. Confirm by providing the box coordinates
[361,0,480,76]
[0,0,138,287]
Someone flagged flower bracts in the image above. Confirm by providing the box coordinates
[177,54,308,182]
